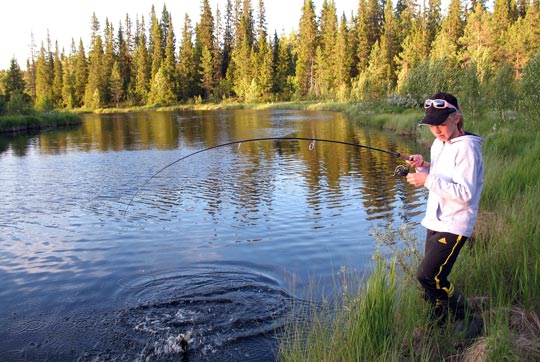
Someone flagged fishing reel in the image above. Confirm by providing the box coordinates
[392,164,409,177]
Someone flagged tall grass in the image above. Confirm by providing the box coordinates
[279,257,400,362]
[279,107,540,361]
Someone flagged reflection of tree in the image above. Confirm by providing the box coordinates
[35,112,181,154]
[0,133,33,156]
[178,109,422,225]
[5,109,423,225]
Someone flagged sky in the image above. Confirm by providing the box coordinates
[0,0,358,70]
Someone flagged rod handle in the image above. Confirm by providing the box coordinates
[397,153,411,161]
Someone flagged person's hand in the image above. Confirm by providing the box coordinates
[406,172,428,187]
[406,154,424,168]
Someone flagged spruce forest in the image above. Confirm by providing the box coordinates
[3,0,540,116]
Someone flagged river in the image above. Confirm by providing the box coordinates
[0,109,426,361]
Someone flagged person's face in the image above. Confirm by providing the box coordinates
[429,113,460,142]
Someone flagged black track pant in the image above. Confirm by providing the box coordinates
[417,229,467,303]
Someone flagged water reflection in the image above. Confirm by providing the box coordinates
[1,109,425,226]
[0,109,426,361]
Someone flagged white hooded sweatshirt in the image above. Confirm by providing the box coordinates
[416,132,484,237]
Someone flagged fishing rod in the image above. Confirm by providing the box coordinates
[123,137,411,217]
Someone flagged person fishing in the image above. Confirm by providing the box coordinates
[405,92,484,339]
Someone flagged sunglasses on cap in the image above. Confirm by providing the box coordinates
[424,99,457,110]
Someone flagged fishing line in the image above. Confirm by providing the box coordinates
[122,137,410,217]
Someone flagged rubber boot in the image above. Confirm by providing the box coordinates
[429,298,447,327]
[448,289,483,339]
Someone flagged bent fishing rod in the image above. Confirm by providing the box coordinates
[123,136,411,217]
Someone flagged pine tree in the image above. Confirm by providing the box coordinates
[148,65,176,105]
[516,0,528,18]
[199,46,215,99]
[505,17,529,78]
[233,0,243,46]
[356,0,369,71]
[396,14,429,92]
[256,0,267,48]
[253,0,273,99]
[149,16,177,105]
[3,58,26,100]
[443,0,465,48]
[368,0,385,44]
[429,0,463,65]
[229,0,256,99]
[335,14,352,100]
[221,0,235,78]
[35,40,53,110]
[256,37,274,99]
[316,0,338,98]
[508,0,519,22]
[238,0,255,47]
[61,41,77,109]
[356,0,383,72]
[84,13,107,108]
[214,5,224,84]
[134,17,150,104]
[396,0,417,46]
[426,0,442,49]
[2,58,30,114]
[161,4,172,51]
[365,41,390,98]
[229,37,253,99]
[24,33,38,102]
[74,39,88,108]
[195,0,217,99]
[272,32,294,98]
[149,6,164,81]
[459,1,495,81]
[178,14,197,101]
[296,0,319,97]
[110,60,124,107]
[497,0,540,78]
[379,0,399,89]
[117,20,132,105]
[163,18,177,98]
[523,0,540,54]
[102,18,116,105]
[52,43,64,107]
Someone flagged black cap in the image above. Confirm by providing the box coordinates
[420,92,459,126]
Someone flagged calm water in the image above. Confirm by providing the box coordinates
[0,109,426,361]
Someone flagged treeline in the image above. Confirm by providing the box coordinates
[2,0,540,117]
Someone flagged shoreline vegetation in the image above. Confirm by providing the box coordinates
[0,99,419,135]
[0,110,82,134]
[1,101,538,361]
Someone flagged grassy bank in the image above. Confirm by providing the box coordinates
[278,107,540,361]
[0,111,82,134]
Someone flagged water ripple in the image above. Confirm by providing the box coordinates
[80,266,302,361]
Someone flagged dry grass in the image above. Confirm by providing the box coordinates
[462,338,488,362]
[461,305,540,362]
[404,299,540,361]
[506,306,540,358]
